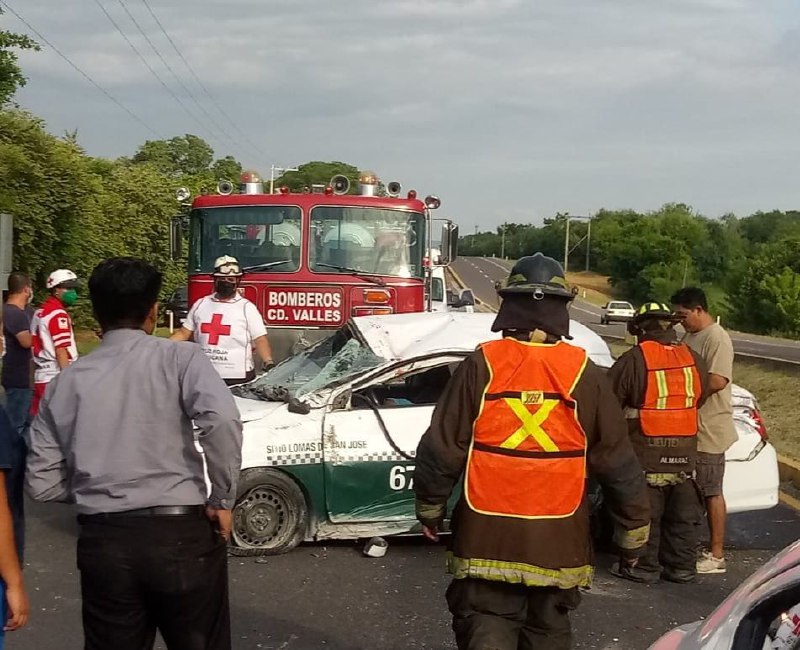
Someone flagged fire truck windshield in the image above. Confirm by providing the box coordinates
[309,207,424,279]
[190,205,302,273]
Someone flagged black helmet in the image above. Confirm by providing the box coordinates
[497,253,573,301]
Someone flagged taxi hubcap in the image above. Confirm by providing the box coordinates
[234,486,289,547]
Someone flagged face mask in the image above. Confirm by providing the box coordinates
[215,281,236,298]
[60,289,78,306]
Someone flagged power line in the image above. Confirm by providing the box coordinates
[93,0,220,145]
[0,1,162,138]
[138,0,270,161]
[114,0,231,147]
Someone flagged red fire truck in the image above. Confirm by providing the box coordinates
[170,171,458,360]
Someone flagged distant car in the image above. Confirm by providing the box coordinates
[162,286,188,326]
[601,300,636,324]
[649,538,800,649]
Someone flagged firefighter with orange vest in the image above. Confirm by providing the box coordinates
[414,253,651,650]
[608,302,709,584]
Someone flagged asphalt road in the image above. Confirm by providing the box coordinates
[13,498,800,649]
[452,257,800,364]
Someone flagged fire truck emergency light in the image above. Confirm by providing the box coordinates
[407,190,417,199]
[359,171,378,185]
[241,171,261,183]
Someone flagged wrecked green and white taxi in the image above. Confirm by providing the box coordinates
[227,311,615,555]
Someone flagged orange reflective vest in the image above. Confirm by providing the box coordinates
[639,340,701,437]
[465,338,589,520]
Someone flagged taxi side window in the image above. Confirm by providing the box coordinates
[353,363,457,409]
[737,588,800,650]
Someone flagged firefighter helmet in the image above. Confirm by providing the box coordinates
[497,253,574,301]
[46,269,79,289]
[632,301,680,325]
[212,256,243,277]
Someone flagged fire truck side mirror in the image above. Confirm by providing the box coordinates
[169,217,183,261]
[439,221,459,266]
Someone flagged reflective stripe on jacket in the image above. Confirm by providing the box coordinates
[639,340,701,437]
[465,338,588,519]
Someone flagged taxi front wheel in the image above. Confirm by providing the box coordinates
[229,468,308,556]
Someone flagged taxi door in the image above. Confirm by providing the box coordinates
[321,359,458,524]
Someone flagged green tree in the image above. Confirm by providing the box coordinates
[132,134,214,176]
[211,155,242,183]
[0,10,39,105]
[273,161,360,193]
[729,238,800,336]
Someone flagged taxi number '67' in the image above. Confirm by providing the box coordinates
[389,465,415,491]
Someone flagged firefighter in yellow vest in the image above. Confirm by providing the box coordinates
[414,253,651,650]
[608,302,710,584]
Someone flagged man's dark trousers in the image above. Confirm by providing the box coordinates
[446,577,581,649]
[77,509,231,650]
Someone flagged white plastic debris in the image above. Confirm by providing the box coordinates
[363,537,388,558]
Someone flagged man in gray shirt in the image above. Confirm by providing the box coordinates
[26,257,243,650]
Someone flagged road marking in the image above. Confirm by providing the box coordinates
[732,336,800,350]
[572,305,599,317]
[734,352,800,366]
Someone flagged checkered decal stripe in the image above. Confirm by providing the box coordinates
[264,449,416,466]
[350,450,416,463]
[265,452,323,466]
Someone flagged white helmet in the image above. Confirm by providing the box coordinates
[46,269,78,289]
[213,255,242,277]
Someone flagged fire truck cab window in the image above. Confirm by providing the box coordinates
[309,207,424,279]
[191,206,302,273]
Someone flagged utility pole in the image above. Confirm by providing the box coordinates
[269,164,299,194]
[563,213,594,275]
[585,217,591,272]
[500,222,507,259]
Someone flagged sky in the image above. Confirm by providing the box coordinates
[6,0,800,231]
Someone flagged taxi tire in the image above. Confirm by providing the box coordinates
[229,468,308,556]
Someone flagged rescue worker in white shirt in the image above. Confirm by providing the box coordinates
[30,269,79,417]
[171,256,273,386]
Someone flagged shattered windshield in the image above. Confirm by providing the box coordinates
[238,328,386,401]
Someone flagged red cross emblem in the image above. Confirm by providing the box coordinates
[200,313,231,345]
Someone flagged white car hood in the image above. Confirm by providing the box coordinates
[234,397,286,423]
[352,312,615,368]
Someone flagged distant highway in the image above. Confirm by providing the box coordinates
[451,256,800,364]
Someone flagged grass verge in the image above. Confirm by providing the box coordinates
[607,340,800,460]
[566,271,618,307]
[76,327,173,356]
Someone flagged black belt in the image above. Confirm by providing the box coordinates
[78,505,205,521]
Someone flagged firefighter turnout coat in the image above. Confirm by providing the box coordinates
[414,336,651,589]
[608,335,709,474]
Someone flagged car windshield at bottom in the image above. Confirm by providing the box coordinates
[244,328,386,400]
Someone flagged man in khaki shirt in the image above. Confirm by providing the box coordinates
[671,287,737,575]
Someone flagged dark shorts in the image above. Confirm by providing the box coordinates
[696,452,726,497]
